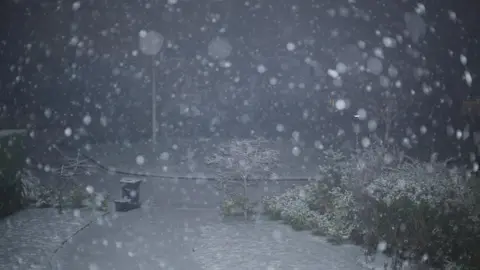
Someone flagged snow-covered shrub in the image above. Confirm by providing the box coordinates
[443,260,475,270]
[19,170,59,208]
[365,160,472,208]
[221,195,257,218]
[263,184,323,230]
[317,143,402,194]
[317,187,360,239]
[346,143,403,191]
[265,141,480,268]
[317,148,348,187]
[19,169,107,211]
[263,183,360,238]
[206,137,279,219]
[280,199,323,231]
[81,190,109,212]
[19,169,43,203]
[357,159,480,268]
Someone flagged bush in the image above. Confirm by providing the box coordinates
[365,160,472,208]
[0,131,29,217]
[206,137,279,219]
[263,146,480,269]
[263,184,322,230]
[221,195,257,218]
[19,167,109,212]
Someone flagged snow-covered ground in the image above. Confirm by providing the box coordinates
[10,136,391,270]
[0,208,104,270]
[194,218,385,270]
[50,200,386,270]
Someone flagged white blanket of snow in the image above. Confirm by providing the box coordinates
[0,208,104,270]
[193,218,390,270]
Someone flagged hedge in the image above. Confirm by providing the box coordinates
[0,130,29,218]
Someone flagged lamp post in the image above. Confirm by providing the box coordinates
[139,30,164,146]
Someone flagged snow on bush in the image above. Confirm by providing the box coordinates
[19,169,61,208]
[221,195,257,217]
[365,160,473,208]
[20,169,107,210]
[19,148,108,211]
[263,184,321,228]
[206,137,279,219]
[317,143,401,193]
[263,183,360,238]
[265,144,479,268]
[317,142,474,211]
[20,169,42,202]
[319,187,360,239]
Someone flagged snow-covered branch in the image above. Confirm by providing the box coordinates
[206,137,280,219]
[205,137,279,180]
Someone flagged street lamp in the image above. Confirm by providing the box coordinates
[139,30,164,146]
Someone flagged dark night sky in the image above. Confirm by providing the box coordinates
[0,0,480,163]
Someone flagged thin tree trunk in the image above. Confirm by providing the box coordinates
[243,176,248,220]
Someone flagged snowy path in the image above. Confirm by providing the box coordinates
[0,208,104,270]
[195,218,370,270]
[51,205,373,270]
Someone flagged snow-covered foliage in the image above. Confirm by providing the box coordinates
[263,184,322,230]
[205,137,279,181]
[221,195,257,218]
[19,145,107,211]
[263,183,360,238]
[264,146,479,269]
[318,143,401,190]
[20,169,108,211]
[366,160,473,208]
[320,187,359,238]
[19,169,43,203]
[206,137,279,218]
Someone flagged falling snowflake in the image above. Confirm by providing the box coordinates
[286,42,296,51]
[64,127,72,137]
[208,37,232,60]
[72,1,81,11]
[335,99,347,110]
[464,71,473,86]
[257,64,267,73]
[292,146,301,156]
[136,155,145,165]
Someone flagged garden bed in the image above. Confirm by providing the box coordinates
[262,145,480,270]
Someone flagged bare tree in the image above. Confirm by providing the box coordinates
[205,137,279,219]
[50,145,99,212]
